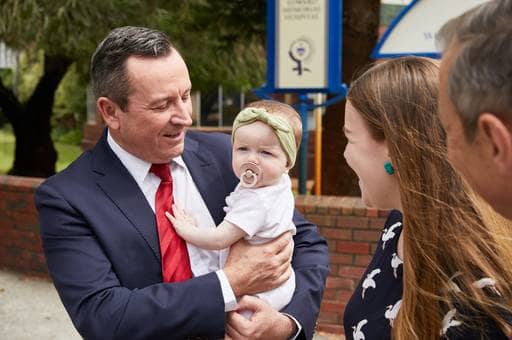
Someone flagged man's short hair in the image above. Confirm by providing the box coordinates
[90,26,174,110]
[437,0,512,140]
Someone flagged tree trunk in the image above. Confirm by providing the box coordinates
[0,54,72,177]
[321,0,380,196]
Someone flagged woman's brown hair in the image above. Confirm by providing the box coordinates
[347,56,512,339]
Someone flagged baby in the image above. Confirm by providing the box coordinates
[166,100,302,315]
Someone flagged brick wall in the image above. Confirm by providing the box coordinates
[0,175,46,277]
[295,195,389,335]
[0,175,389,336]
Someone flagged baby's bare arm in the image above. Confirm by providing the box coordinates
[165,205,247,250]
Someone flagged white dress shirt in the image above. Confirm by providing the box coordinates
[107,131,237,311]
[107,131,302,338]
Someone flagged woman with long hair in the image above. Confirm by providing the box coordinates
[342,56,511,339]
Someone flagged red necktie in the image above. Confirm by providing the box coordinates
[150,163,192,282]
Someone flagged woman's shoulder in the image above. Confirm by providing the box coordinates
[384,209,403,227]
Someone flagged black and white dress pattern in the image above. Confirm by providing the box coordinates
[343,210,509,340]
[343,210,404,340]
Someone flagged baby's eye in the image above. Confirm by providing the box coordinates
[237,147,248,152]
[261,150,273,156]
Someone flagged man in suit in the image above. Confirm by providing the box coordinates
[35,26,329,339]
[437,1,512,219]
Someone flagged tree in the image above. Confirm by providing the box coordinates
[321,0,380,196]
[0,0,175,177]
[0,0,268,177]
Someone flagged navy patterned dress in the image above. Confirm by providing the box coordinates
[343,210,508,340]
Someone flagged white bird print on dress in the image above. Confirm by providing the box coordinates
[391,253,403,279]
[352,319,368,340]
[381,221,402,249]
[361,268,381,299]
[474,277,501,296]
[440,309,462,336]
[384,299,402,327]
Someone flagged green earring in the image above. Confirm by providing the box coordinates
[384,161,395,175]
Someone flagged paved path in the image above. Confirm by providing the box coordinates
[0,270,342,339]
[0,270,80,339]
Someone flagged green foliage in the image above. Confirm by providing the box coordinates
[1,0,267,96]
[0,125,81,174]
[156,0,267,92]
[52,63,87,145]
[0,0,168,62]
[380,4,406,26]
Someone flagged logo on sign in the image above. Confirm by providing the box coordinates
[289,38,313,76]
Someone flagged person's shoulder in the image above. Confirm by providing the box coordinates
[37,150,93,192]
[186,129,231,147]
[384,209,403,228]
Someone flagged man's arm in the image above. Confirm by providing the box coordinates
[281,209,330,339]
[36,182,226,340]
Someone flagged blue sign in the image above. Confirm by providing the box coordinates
[262,0,345,94]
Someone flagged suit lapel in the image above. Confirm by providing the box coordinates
[182,135,228,226]
[91,131,161,263]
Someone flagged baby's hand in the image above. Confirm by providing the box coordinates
[165,205,197,237]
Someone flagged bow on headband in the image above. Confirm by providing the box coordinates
[232,107,298,168]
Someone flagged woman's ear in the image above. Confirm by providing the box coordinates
[97,97,121,130]
[477,113,512,175]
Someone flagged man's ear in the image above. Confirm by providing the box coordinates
[477,113,512,175]
[97,97,121,130]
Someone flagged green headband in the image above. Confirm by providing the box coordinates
[232,107,298,168]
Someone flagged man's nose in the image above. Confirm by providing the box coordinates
[171,101,193,126]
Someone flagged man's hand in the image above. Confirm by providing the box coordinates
[225,296,297,340]
[223,232,293,297]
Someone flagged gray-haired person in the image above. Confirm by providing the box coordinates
[437,0,512,220]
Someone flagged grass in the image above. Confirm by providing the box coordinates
[0,126,82,175]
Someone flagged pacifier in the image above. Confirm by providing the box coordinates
[239,162,261,188]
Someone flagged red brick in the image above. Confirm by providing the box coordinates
[365,207,379,217]
[370,243,379,254]
[337,266,365,279]
[325,277,355,290]
[353,230,381,242]
[320,301,345,313]
[339,289,354,303]
[378,209,391,218]
[308,214,335,227]
[322,289,338,300]
[322,227,351,240]
[317,311,342,324]
[336,241,369,254]
[336,216,369,229]
[327,239,337,252]
[304,204,316,214]
[354,254,373,267]
[328,264,339,276]
[369,217,388,229]
[317,324,344,335]
[329,253,353,265]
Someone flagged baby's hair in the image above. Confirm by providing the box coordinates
[246,100,303,149]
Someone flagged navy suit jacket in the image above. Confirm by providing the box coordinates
[35,129,329,340]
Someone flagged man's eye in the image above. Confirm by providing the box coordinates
[152,104,168,111]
